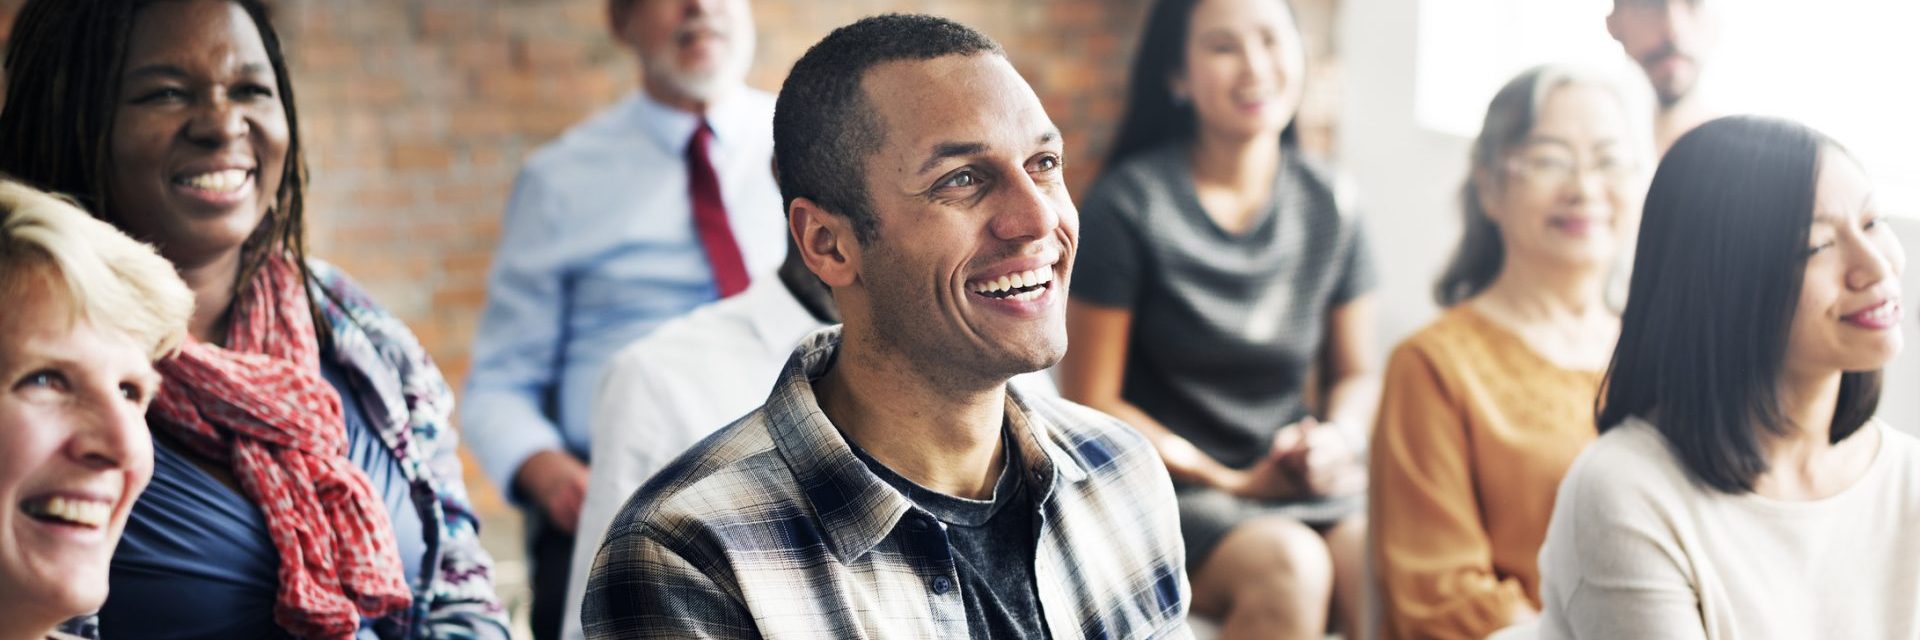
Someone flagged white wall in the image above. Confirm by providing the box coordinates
[1336,0,1920,432]
[1339,0,1468,347]
[1876,220,1920,431]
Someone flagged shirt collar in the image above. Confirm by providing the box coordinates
[740,276,829,357]
[764,327,1091,564]
[630,85,757,156]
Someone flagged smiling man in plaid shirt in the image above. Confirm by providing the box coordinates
[581,13,1192,640]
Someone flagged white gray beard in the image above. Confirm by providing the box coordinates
[644,44,753,105]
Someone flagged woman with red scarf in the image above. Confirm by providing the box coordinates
[0,0,508,638]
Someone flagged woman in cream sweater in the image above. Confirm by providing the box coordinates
[1536,116,1920,639]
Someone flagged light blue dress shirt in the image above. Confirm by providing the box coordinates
[462,88,786,496]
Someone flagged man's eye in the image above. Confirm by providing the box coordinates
[940,170,981,189]
[1035,155,1062,172]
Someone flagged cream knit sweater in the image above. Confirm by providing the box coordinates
[1536,418,1920,639]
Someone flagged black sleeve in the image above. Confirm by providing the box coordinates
[1070,180,1146,309]
[1331,217,1378,306]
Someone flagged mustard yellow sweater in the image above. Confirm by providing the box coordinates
[1370,306,1603,639]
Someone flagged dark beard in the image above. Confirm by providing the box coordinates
[1638,46,1697,108]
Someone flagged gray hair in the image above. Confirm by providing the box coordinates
[1434,64,1652,306]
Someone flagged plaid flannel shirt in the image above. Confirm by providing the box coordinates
[584,327,1193,639]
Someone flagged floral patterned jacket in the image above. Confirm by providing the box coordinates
[307,258,510,638]
[67,260,507,639]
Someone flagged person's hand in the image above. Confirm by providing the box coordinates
[1220,424,1313,500]
[1154,435,1224,486]
[515,449,589,533]
[1277,419,1365,497]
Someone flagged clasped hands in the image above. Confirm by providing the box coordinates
[1163,417,1365,500]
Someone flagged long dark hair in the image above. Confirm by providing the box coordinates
[1597,115,1880,494]
[1106,0,1301,167]
[0,0,317,330]
[1434,65,1643,306]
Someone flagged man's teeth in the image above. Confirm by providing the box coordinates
[970,267,1055,296]
[1005,287,1045,302]
[176,169,249,193]
[22,496,112,528]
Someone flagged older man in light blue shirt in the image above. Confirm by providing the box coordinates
[461,1,780,638]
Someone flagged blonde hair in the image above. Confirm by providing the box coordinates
[0,179,193,360]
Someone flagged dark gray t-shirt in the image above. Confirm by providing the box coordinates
[852,433,1048,640]
[1073,144,1377,469]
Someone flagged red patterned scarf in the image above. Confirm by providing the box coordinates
[150,256,411,639]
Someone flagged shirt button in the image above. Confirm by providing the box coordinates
[931,576,953,595]
[906,516,932,531]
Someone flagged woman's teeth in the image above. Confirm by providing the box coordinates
[970,267,1055,300]
[1852,302,1899,325]
[21,496,112,529]
[176,169,249,193]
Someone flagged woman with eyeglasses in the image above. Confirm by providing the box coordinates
[1369,66,1650,639]
[1535,116,1919,638]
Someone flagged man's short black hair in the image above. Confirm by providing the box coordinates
[773,14,1003,244]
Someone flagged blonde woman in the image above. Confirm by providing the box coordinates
[1370,65,1650,639]
[0,1,506,634]
[0,180,192,640]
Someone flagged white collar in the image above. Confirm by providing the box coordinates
[631,84,757,157]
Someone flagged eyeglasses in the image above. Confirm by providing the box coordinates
[1504,151,1641,187]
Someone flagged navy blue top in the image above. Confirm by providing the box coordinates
[101,353,430,639]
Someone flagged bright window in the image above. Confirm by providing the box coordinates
[1416,0,1919,215]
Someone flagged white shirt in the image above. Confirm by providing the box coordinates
[560,278,1059,639]
[1536,418,1920,640]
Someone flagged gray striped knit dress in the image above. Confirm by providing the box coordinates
[1072,143,1377,566]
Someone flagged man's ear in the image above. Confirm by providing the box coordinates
[790,197,860,288]
[608,1,636,48]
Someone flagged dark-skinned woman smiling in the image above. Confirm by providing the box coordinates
[0,1,508,638]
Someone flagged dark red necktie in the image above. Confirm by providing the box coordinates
[687,121,751,298]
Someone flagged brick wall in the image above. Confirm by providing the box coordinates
[0,0,1340,624]
[278,0,1341,423]
[0,0,1342,498]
